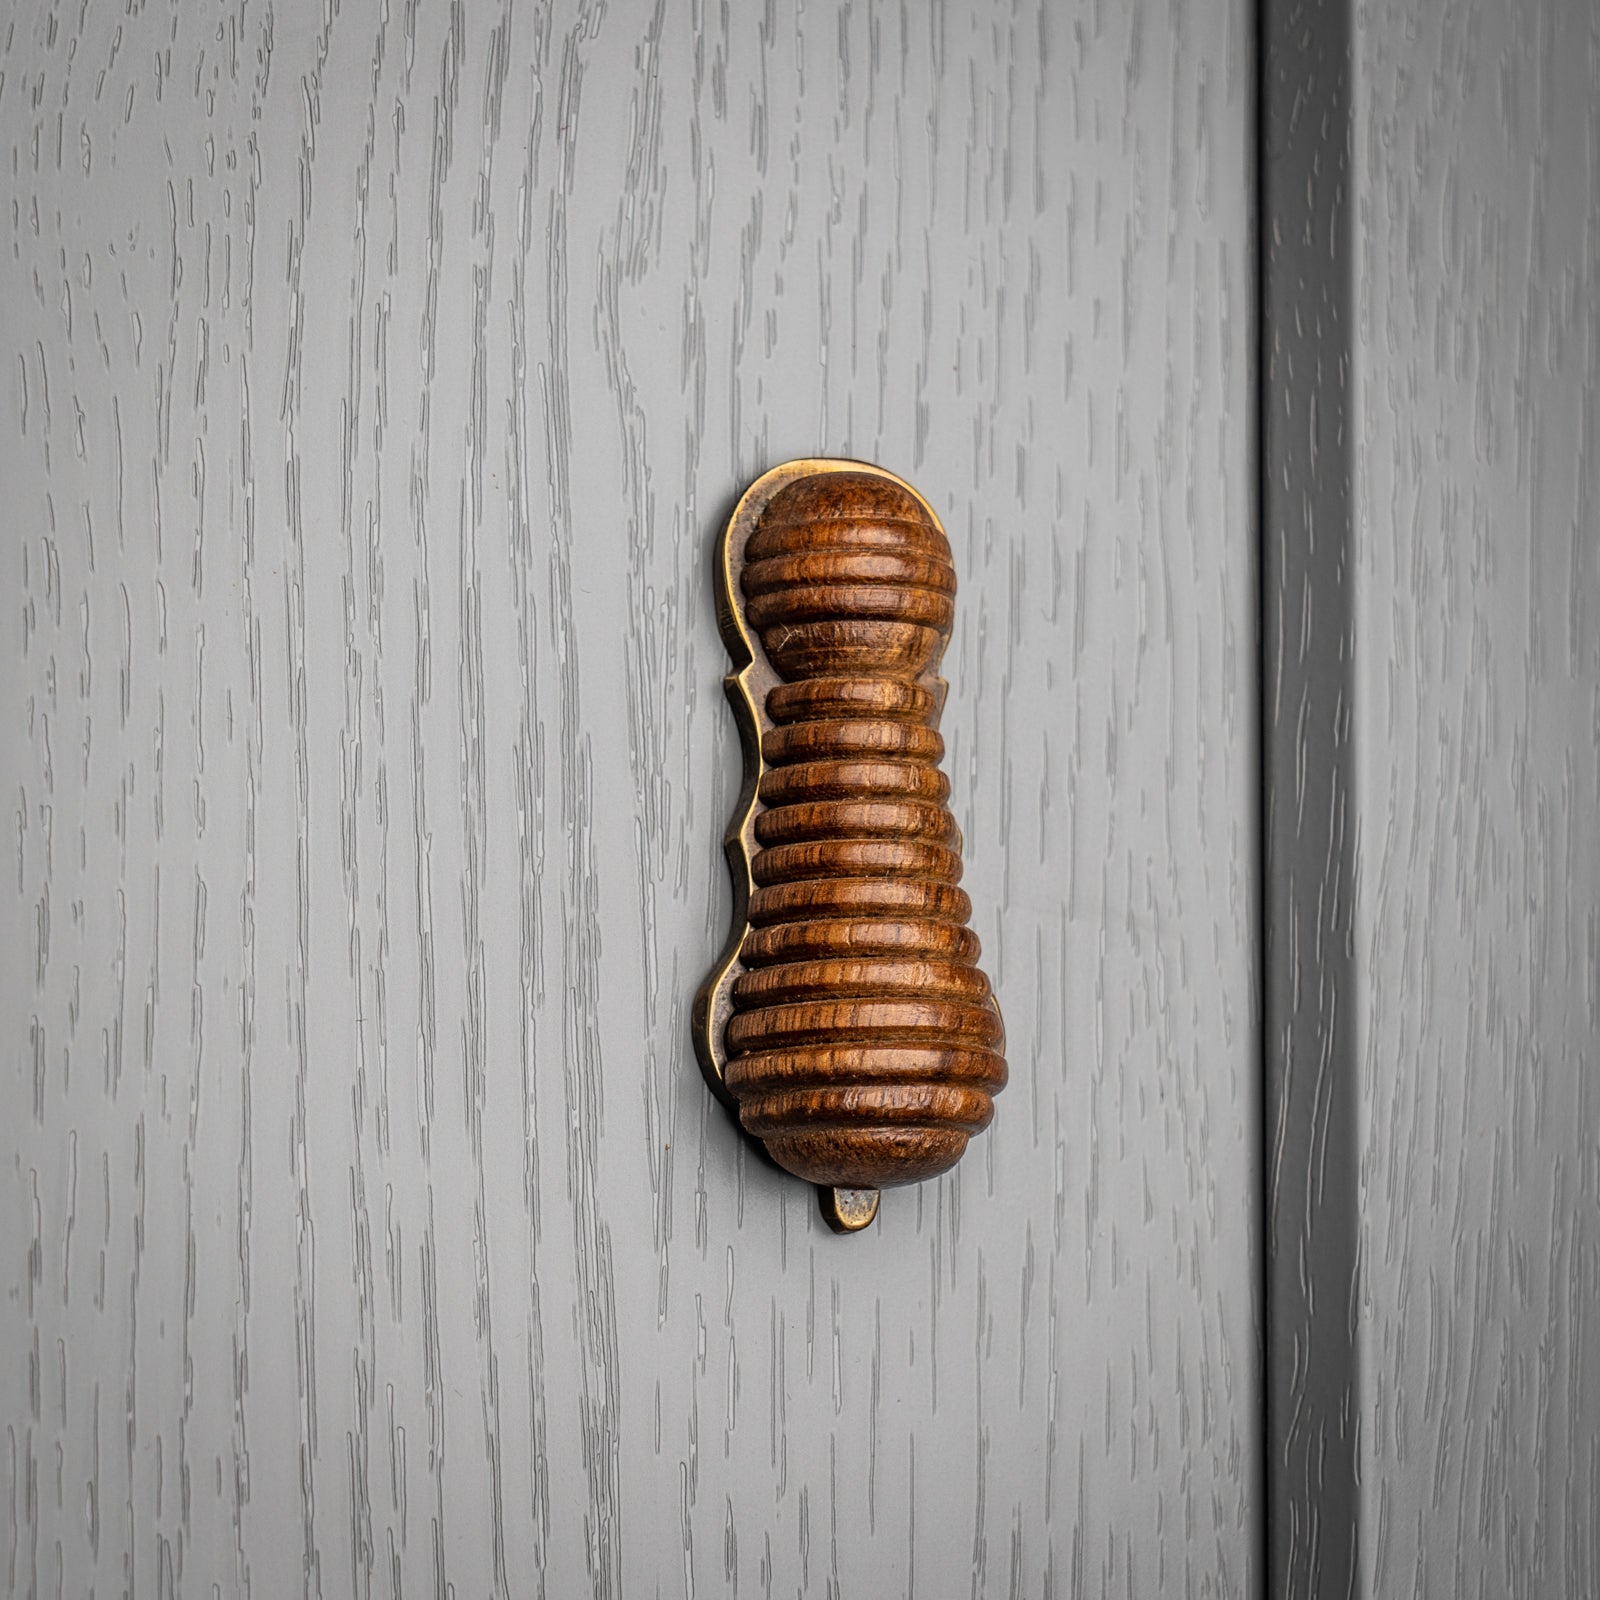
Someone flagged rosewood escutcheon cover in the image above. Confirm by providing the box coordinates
[694,460,1006,1233]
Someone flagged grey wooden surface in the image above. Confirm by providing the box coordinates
[1,1,1259,1596]
[1352,0,1600,1593]
[1260,0,1361,1591]
[1262,2,1600,1594]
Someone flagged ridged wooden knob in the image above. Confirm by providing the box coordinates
[721,470,1007,1198]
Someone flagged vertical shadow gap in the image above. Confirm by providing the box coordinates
[1258,0,1361,1595]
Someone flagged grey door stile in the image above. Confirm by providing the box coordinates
[1259,0,1600,1595]
[1,4,1261,1596]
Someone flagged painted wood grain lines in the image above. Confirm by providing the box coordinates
[1,2,1258,1596]
[1353,2,1600,1593]
[1259,0,1360,1591]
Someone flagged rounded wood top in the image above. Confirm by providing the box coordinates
[742,472,957,682]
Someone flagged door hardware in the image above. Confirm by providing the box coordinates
[694,460,1007,1232]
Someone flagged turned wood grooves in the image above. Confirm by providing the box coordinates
[699,462,1006,1226]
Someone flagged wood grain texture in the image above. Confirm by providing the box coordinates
[0,2,1258,1594]
[721,467,1008,1202]
[1259,1,1360,1592]
[1353,1,1600,1593]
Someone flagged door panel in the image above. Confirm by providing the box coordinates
[1262,1,1600,1593]
[1,2,1258,1594]
[1351,2,1600,1591]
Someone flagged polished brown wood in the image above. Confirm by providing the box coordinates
[714,467,1007,1212]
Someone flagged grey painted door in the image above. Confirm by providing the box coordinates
[1262,0,1600,1595]
[1,2,1259,1594]
[13,1,1600,1596]
[1344,2,1600,1593]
